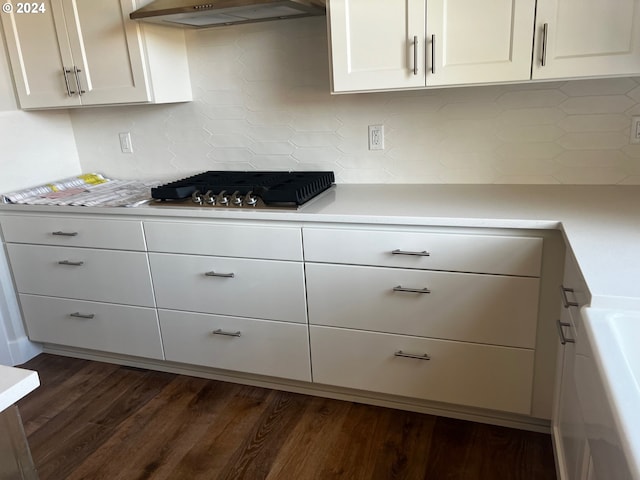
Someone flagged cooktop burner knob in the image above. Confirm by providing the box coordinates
[232,191,243,206]
[218,190,229,206]
[246,194,258,206]
[191,190,203,205]
[204,190,215,205]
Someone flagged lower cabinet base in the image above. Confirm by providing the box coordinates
[37,343,551,434]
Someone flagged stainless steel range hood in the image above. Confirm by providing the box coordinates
[130,0,326,28]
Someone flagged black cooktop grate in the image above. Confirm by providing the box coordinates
[151,171,335,206]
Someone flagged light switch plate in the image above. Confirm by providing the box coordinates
[119,132,133,153]
[630,117,640,144]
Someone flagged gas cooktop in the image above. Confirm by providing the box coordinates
[150,171,335,209]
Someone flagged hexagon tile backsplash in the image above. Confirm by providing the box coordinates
[70,17,640,185]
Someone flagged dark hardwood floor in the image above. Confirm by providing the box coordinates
[16,354,557,480]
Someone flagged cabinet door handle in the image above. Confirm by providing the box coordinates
[560,285,579,308]
[204,271,235,278]
[69,312,95,319]
[541,23,548,67]
[52,231,78,237]
[62,67,76,96]
[391,249,430,257]
[395,350,430,361]
[431,34,436,74]
[413,35,419,75]
[73,66,86,95]
[556,320,575,345]
[393,285,431,294]
[58,260,84,266]
[212,329,241,337]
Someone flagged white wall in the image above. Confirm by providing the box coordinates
[0,31,81,365]
[70,17,640,185]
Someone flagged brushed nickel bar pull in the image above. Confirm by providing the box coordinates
[52,231,78,236]
[391,249,430,256]
[395,350,430,361]
[212,329,241,337]
[393,285,431,294]
[73,66,86,95]
[413,35,418,75]
[204,271,235,278]
[431,34,436,74]
[58,260,84,266]
[69,312,95,319]
[556,320,575,345]
[560,285,579,308]
[62,67,75,96]
[541,23,548,67]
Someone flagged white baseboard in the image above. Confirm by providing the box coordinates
[42,344,551,434]
[9,336,42,366]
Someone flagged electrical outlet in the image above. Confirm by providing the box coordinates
[631,117,640,145]
[368,125,384,150]
[119,132,133,153]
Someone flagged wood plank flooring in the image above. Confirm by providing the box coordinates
[17,354,557,480]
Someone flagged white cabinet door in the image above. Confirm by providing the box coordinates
[60,0,152,105]
[159,310,311,381]
[306,263,540,348]
[0,215,146,251]
[533,0,640,80]
[144,221,303,261]
[303,227,543,277]
[427,0,536,85]
[7,244,156,307]
[552,249,591,480]
[553,309,589,480]
[329,0,426,92]
[310,325,535,414]
[0,0,81,108]
[1,0,191,108]
[328,0,536,92]
[148,253,307,323]
[20,294,164,359]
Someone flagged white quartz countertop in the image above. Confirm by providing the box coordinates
[0,365,39,412]
[2,183,640,309]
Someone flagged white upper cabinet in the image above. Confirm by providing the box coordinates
[329,0,640,92]
[328,0,426,91]
[328,0,536,92]
[1,0,192,109]
[0,1,78,108]
[532,0,640,80]
[427,0,535,86]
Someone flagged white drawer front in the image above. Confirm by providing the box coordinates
[159,310,311,381]
[306,263,539,348]
[20,294,163,359]
[7,244,155,307]
[303,228,543,276]
[310,326,534,415]
[149,253,306,323]
[144,221,303,260]
[0,215,146,250]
